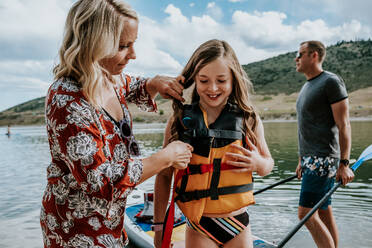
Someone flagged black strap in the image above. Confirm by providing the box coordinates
[209,159,221,200]
[178,174,189,200]
[187,164,204,174]
[207,129,242,140]
[175,183,254,203]
[191,129,241,139]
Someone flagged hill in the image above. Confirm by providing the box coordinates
[0,97,45,126]
[1,40,372,126]
[243,39,372,94]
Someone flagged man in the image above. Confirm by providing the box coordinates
[295,40,354,248]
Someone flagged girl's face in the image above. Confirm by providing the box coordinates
[100,18,138,75]
[195,57,233,111]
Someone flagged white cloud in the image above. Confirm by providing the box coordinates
[0,1,372,110]
[323,0,372,27]
[190,3,195,7]
[0,0,72,60]
[0,60,52,110]
[130,4,372,72]
[206,2,223,21]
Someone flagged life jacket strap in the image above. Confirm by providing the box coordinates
[182,162,241,176]
[185,129,242,140]
[207,129,242,140]
[175,183,254,203]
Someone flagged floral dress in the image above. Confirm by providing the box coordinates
[40,75,156,248]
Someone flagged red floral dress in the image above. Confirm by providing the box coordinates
[40,75,156,247]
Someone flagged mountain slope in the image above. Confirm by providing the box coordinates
[243,39,372,94]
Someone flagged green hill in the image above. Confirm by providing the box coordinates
[243,39,372,94]
[1,40,371,126]
[0,97,45,126]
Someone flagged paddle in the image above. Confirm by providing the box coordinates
[276,144,372,248]
[254,175,297,195]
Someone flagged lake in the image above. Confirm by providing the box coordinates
[0,121,371,248]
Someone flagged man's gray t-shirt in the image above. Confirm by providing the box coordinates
[296,71,348,158]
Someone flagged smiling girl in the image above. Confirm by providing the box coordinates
[154,39,274,248]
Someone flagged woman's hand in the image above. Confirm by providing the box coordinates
[163,141,193,169]
[146,75,185,102]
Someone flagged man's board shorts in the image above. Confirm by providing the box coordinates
[299,156,339,210]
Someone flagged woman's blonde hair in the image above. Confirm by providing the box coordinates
[53,0,137,107]
[171,39,258,144]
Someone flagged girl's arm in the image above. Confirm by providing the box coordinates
[252,116,274,176]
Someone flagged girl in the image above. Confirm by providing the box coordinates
[154,39,274,248]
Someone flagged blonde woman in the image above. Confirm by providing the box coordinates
[154,39,274,248]
[40,0,192,247]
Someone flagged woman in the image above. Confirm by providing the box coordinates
[40,1,192,247]
[154,40,274,248]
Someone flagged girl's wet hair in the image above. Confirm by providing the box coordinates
[170,39,257,144]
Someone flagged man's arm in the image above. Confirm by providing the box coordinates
[331,98,354,185]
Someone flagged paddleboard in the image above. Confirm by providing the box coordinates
[125,189,277,248]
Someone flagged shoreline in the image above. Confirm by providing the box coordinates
[2,116,371,128]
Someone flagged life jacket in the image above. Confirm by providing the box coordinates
[161,102,255,248]
[174,102,255,223]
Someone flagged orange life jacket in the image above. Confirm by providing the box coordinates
[174,102,255,223]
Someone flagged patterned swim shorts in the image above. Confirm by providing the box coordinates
[301,156,338,178]
[299,156,339,209]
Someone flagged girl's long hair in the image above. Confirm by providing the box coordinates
[170,39,257,144]
[53,0,137,107]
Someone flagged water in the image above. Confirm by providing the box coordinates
[0,121,371,248]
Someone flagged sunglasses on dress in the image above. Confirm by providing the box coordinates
[118,118,140,156]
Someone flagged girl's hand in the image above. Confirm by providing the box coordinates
[225,138,264,172]
[163,141,193,169]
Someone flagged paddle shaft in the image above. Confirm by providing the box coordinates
[254,175,297,195]
[277,165,358,248]
[276,181,342,248]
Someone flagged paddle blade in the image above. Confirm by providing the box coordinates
[351,144,372,171]
[357,144,372,161]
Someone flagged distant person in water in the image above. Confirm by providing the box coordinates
[295,40,354,248]
[6,124,11,136]
[39,1,192,247]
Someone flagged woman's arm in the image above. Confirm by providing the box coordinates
[46,83,142,204]
[47,81,191,207]
[153,118,175,248]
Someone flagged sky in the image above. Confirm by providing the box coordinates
[0,0,371,111]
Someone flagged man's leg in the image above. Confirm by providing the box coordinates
[319,206,339,248]
[298,206,335,248]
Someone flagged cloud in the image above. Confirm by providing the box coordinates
[0,60,52,110]
[0,0,72,60]
[133,4,372,70]
[323,0,372,27]
[0,1,371,110]
[206,2,223,21]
